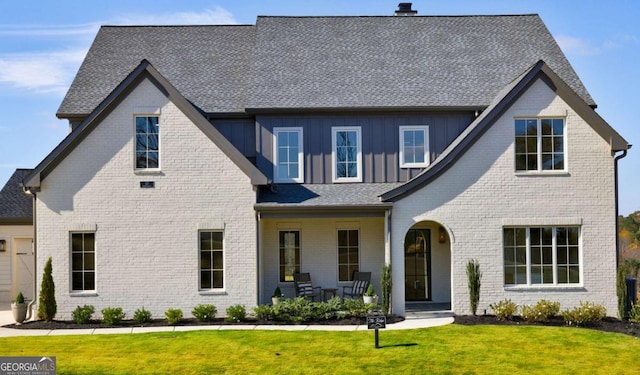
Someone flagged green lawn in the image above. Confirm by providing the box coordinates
[0,325,638,374]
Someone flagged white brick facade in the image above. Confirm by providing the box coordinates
[391,79,618,316]
[35,79,257,319]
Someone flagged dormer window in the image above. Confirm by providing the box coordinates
[332,127,362,183]
[399,126,430,168]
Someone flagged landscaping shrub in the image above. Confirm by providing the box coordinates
[38,257,57,321]
[343,297,368,318]
[134,307,153,325]
[490,299,517,321]
[225,305,247,323]
[629,303,640,324]
[252,304,275,321]
[381,263,392,316]
[272,297,313,323]
[72,305,95,324]
[561,302,606,326]
[192,304,217,322]
[521,300,561,323]
[466,259,482,316]
[101,307,125,325]
[165,308,183,325]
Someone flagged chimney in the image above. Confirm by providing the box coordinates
[394,3,418,16]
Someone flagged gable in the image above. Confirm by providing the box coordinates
[24,61,268,189]
[380,61,629,202]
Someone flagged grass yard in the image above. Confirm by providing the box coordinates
[0,325,638,374]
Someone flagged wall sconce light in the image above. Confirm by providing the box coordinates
[0,240,5,252]
[438,226,446,244]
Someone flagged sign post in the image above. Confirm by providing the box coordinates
[366,313,387,348]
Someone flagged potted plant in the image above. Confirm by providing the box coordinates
[363,284,378,305]
[11,292,28,323]
[272,286,284,305]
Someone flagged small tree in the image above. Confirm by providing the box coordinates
[381,263,392,316]
[617,259,640,319]
[466,259,482,316]
[38,257,57,321]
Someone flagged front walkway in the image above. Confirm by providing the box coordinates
[0,310,453,337]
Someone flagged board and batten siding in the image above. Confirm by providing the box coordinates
[256,112,474,183]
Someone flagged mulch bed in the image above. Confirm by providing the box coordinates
[454,315,640,337]
[5,315,405,330]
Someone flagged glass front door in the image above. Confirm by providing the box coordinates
[404,229,431,301]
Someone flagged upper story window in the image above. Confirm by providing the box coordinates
[399,126,430,168]
[515,118,565,172]
[273,127,303,183]
[332,127,362,183]
[135,116,160,170]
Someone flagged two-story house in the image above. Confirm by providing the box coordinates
[22,5,629,319]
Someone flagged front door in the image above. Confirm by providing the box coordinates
[13,238,34,301]
[404,229,431,301]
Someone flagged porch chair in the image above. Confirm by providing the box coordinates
[342,271,371,299]
[293,272,321,301]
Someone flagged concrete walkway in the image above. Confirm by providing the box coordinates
[0,310,454,337]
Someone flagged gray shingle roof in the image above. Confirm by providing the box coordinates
[248,15,592,110]
[256,183,401,208]
[0,169,33,223]
[58,15,594,117]
[58,25,255,115]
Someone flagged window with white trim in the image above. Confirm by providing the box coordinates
[338,229,359,282]
[135,116,160,169]
[332,127,362,182]
[503,226,580,286]
[279,230,300,282]
[274,127,303,183]
[200,231,224,289]
[71,232,95,291]
[515,118,565,172]
[400,126,429,168]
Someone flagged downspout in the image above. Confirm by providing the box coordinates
[614,149,629,269]
[25,190,37,321]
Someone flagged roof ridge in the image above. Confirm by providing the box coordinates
[257,14,540,19]
[99,24,253,28]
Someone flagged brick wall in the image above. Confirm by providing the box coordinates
[392,79,617,316]
[36,79,257,319]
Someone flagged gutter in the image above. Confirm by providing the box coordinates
[614,147,631,269]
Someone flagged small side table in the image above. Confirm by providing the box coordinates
[322,288,338,301]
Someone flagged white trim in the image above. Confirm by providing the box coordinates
[399,125,430,168]
[273,127,304,183]
[331,126,362,183]
[198,229,225,292]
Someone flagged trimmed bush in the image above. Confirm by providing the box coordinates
[521,300,561,323]
[252,304,275,321]
[72,305,95,324]
[225,305,247,323]
[38,257,57,321]
[134,307,153,325]
[629,303,640,324]
[562,302,606,326]
[192,304,217,322]
[101,307,125,325]
[466,259,482,316]
[490,299,517,321]
[165,308,183,325]
[381,263,392,316]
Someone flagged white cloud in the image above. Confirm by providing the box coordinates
[0,49,87,95]
[0,23,100,37]
[114,6,237,25]
[555,35,600,56]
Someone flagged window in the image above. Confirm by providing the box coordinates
[135,116,160,169]
[338,229,359,282]
[399,126,429,168]
[71,232,95,291]
[200,231,224,289]
[279,231,300,282]
[515,118,565,172]
[332,127,362,182]
[503,226,580,286]
[274,128,303,183]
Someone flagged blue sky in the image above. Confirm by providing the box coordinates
[0,0,637,215]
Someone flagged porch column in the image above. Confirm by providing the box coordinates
[384,209,391,264]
